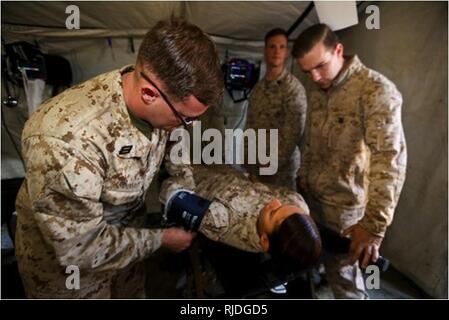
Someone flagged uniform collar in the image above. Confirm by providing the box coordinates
[127,107,154,137]
[331,54,363,88]
[264,68,288,88]
[112,66,159,158]
[120,64,135,75]
[118,65,154,136]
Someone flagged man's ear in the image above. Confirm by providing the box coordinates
[141,87,158,104]
[260,233,270,252]
[335,42,344,57]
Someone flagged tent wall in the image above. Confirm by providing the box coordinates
[294,1,447,298]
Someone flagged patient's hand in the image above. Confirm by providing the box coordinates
[161,227,196,253]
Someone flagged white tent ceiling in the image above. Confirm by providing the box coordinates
[2,1,321,42]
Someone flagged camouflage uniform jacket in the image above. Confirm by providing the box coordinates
[15,68,170,298]
[161,165,309,253]
[298,55,407,237]
[245,69,307,181]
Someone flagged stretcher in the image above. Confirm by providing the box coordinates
[182,224,390,299]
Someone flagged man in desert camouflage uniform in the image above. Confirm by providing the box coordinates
[293,24,407,299]
[14,19,223,299]
[245,28,307,190]
[160,164,310,252]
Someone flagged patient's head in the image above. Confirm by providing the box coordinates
[257,199,322,270]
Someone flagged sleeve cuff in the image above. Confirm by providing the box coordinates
[358,217,387,238]
[140,228,164,256]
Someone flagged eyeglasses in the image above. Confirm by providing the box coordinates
[140,71,196,127]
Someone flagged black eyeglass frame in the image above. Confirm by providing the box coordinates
[140,71,196,127]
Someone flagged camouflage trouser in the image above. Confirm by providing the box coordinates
[307,196,368,299]
[20,260,146,299]
[324,254,368,299]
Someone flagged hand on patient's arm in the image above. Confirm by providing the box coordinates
[342,224,383,269]
[161,227,196,253]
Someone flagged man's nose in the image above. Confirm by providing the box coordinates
[310,69,321,82]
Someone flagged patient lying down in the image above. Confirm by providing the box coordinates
[160,165,322,271]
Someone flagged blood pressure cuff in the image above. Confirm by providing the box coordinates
[164,190,212,231]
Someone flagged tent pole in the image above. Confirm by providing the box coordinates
[286,2,315,37]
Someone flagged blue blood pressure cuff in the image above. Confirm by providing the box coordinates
[164,190,212,231]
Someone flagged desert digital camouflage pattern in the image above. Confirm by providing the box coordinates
[299,55,406,299]
[299,55,407,237]
[245,69,307,190]
[161,165,309,252]
[324,254,368,299]
[15,68,170,298]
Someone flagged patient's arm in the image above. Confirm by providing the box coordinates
[161,165,263,252]
[199,201,263,253]
[160,165,308,253]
